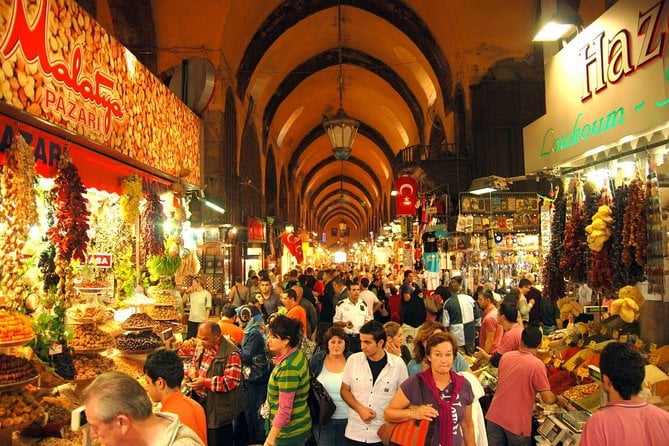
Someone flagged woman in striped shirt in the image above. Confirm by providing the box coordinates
[265,315,312,446]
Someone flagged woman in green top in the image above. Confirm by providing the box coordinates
[265,315,312,446]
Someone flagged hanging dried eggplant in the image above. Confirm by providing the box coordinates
[140,192,165,262]
[542,197,566,302]
[561,202,588,283]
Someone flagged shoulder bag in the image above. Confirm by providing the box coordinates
[377,379,434,446]
[307,373,336,425]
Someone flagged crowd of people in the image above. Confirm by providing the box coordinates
[80,265,669,446]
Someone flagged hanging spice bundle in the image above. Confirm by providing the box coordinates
[609,185,630,288]
[647,164,664,294]
[542,196,566,302]
[0,133,38,308]
[621,178,647,272]
[561,182,588,283]
[582,184,602,279]
[120,174,142,226]
[46,151,91,306]
[140,191,165,262]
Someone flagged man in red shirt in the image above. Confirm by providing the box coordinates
[144,348,208,445]
[477,289,502,354]
[281,288,308,336]
[475,301,523,367]
[218,304,243,345]
[485,326,561,445]
[581,342,669,445]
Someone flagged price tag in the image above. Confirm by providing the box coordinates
[635,338,644,349]
[553,358,563,368]
[577,339,585,347]
[650,353,660,365]
[565,335,574,345]
[566,362,577,372]
[612,330,619,339]
[650,343,658,352]
[577,367,590,379]
[48,343,63,355]
[620,335,628,343]
[600,327,608,335]
[588,340,597,349]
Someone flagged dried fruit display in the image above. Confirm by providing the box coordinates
[148,306,180,321]
[140,192,165,262]
[542,197,566,302]
[585,205,613,251]
[0,354,38,385]
[177,337,200,357]
[0,310,35,343]
[69,325,113,350]
[119,174,142,225]
[0,390,44,428]
[116,331,162,351]
[0,133,38,309]
[71,354,115,381]
[588,195,615,293]
[121,313,158,330]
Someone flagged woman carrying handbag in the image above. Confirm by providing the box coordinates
[383,332,475,446]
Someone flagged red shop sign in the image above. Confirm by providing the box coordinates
[87,253,112,268]
[247,217,267,242]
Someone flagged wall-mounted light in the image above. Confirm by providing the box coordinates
[469,176,509,195]
[203,199,225,215]
[390,189,398,196]
[285,224,294,233]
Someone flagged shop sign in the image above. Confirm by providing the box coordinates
[0,0,201,185]
[247,217,267,242]
[0,114,169,193]
[87,253,112,268]
[246,247,262,256]
[524,0,669,173]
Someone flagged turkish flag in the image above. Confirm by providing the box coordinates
[395,176,418,216]
[280,232,304,264]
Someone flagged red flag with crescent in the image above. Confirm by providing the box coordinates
[280,232,304,264]
[395,176,418,216]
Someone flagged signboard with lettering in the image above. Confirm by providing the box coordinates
[87,253,112,268]
[0,0,201,185]
[523,0,669,173]
[247,217,267,242]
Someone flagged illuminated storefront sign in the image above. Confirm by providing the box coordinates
[524,0,669,173]
[0,0,201,185]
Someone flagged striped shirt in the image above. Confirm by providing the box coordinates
[267,348,312,445]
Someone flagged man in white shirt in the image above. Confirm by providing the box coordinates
[334,281,370,352]
[185,277,212,340]
[358,277,380,320]
[341,321,408,446]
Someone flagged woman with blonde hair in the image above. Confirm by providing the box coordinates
[383,321,411,364]
[407,320,469,375]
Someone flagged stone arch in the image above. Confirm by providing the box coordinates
[223,88,239,225]
[239,119,262,220]
[265,146,278,218]
[279,168,288,222]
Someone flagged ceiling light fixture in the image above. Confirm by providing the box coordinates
[323,0,358,161]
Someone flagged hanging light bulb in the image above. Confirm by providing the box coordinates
[323,0,359,161]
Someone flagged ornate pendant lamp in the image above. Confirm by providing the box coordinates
[323,0,359,161]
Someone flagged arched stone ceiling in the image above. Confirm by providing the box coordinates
[301,156,382,200]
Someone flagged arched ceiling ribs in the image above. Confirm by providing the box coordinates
[308,176,374,207]
[301,156,382,199]
[318,198,366,225]
[236,0,452,111]
[313,189,370,213]
[319,207,364,231]
[263,48,424,145]
[288,122,394,171]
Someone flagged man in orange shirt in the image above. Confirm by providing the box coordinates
[144,348,208,445]
[218,304,243,345]
[281,288,308,336]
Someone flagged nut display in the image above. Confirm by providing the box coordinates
[0,390,44,428]
[121,312,157,330]
[69,325,113,350]
[153,322,181,337]
[72,353,114,381]
[151,292,178,306]
[116,331,162,351]
[67,303,110,324]
[0,353,37,385]
[38,396,75,424]
[148,306,180,321]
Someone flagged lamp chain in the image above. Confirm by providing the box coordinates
[338,0,343,109]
